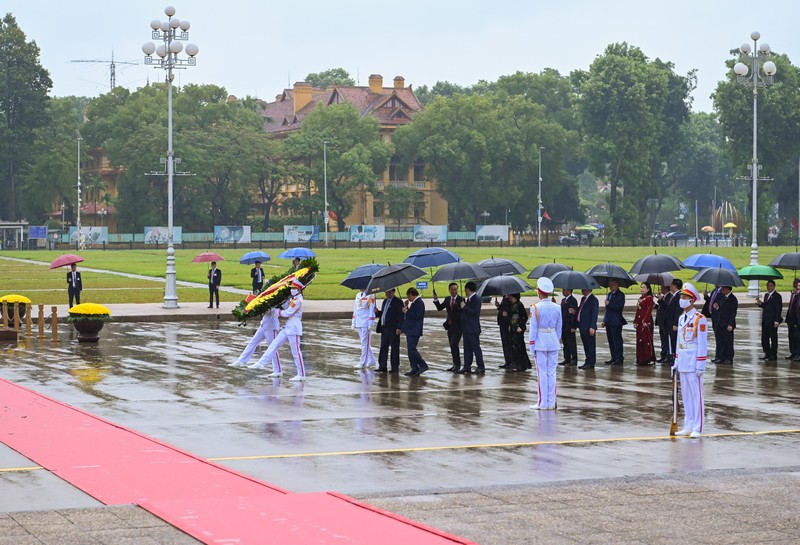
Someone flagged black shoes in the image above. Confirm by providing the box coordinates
[458,368,471,374]
[578,364,595,369]
[604,359,615,364]
[404,371,418,376]
[565,361,578,367]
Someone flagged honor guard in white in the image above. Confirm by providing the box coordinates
[529,277,563,410]
[250,278,307,381]
[352,290,377,368]
[672,282,708,438]
[229,307,281,368]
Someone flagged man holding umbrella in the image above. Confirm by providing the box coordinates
[433,283,463,372]
[529,277,562,410]
[67,263,83,308]
[577,288,599,369]
[601,278,626,365]
[756,280,782,362]
[251,261,265,294]
[208,262,222,308]
[459,281,485,374]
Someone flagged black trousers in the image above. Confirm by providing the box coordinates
[606,325,624,362]
[462,332,484,371]
[789,323,800,357]
[498,323,513,364]
[209,285,219,307]
[579,328,596,366]
[562,329,577,363]
[252,281,263,294]
[761,324,778,358]
[405,334,428,372]
[445,326,462,368]
[658,324,670,358]
[68,286,81,308]
[378,328,401,371]
[718,327,735,362]
[669,328,678,358]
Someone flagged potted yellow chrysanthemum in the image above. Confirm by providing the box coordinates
[0,294,32,326]
[67,303,112,342]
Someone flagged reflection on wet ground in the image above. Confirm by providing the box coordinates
[2,309,799,500]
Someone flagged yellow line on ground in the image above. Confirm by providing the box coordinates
[209,428,800,462]
[0,466,43,473]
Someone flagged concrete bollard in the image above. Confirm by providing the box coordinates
[12,303,20,332]
[51,306,59,342]
[38,305,45,339]
[1,302,6,328]
[25,303,32,337]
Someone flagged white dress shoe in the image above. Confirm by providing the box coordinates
[248,362,267,369]
[675,429,691,436]
[353,363,366,369]
[228,360,247,367]
[529,405,542,410]
[690,431,701,439]
[289,375,306,382]
[266,371,283,378]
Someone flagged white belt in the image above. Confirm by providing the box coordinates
[539,328,555,333]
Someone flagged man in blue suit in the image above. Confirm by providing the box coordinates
[601,278,626,365]
[401,287,428,376]
[459,281,485,374]
[376,288,404,373]
[577,288,599,369]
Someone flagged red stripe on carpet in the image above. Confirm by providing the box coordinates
[0,379,475,545]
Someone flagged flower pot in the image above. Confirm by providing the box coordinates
[72,319,105,343]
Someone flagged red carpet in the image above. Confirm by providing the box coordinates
[0,379,475,545]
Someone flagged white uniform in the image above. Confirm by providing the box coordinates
[674,307,708,434]
[352,291,377,368]
[233,308,280,367]
[529,299,563,409]
[255,293,305,378]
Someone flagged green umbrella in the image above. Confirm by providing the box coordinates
[737,265,783,281]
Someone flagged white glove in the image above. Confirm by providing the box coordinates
[697,369,705,378]
[671,364,678,372]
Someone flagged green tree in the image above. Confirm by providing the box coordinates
[0,13,53,220]
[384,185,414,226]
[576,43,693,237]
[304,68,355,89]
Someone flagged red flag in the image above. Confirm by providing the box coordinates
[329,210,338,221]
[543,210,552,221]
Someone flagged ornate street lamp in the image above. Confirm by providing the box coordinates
[537,146,545,247]
[733,31,776,296]
[143,6,198,309]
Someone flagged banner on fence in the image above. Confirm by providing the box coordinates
[350,225,385,242]
[475,224,509,242]
[413,225,448,243]
[284,225,320,243]
[214,226,251,244]
[28,226,48,239]
[144,226,183,244]
[69,226,108,246]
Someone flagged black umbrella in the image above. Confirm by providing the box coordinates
[628,253,684,275]
[634,272,675,287]
[527,261,570,279]
[340,263,385,290]
[586,263,637,288]
[549,270,600,291]
[403,247,461,269]
[769,252,800,271]
[692,267,745,288]
[477,257,527,276]
[476,275,533,297]
[365,263,426,294]
[430,261,489,282]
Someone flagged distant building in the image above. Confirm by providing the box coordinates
[260,74,448,228]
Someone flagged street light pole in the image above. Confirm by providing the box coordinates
[143,6,199,309]
[734,31,776,296]
[76,136,83,250]
[537,146,545,247]
[323,141,329,246]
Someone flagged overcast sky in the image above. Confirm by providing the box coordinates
[5,0,800,113]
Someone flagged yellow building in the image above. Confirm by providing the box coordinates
[261,74,448,228]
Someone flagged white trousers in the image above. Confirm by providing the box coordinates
[257,330,305,377]
[679,371,704,433]
[357,327,376,367]
[533,349,559,409]
[237,326,280,366]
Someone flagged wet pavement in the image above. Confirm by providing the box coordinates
[1,308,800,544]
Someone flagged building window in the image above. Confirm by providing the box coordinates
[389,156,407,182]
[413,159,425,181]
[414,192,425,220]
[373,192,384,218]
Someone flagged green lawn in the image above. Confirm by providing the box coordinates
[0,245,796,305]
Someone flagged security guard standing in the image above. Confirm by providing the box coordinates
[672,282,708,438]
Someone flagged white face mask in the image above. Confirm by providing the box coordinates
[291,288,300,296]
[679,299,692,309]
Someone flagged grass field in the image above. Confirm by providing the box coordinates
[0,245,796,306]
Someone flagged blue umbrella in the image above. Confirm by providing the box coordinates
[684,253,736,272]
[239,251,271,265]
[278,247,316,259]
[341,263,385,290]
[403,247,460,269]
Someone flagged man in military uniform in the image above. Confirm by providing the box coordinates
[529,277,563,410]
[672,283,707,438]
[352,289,377,369]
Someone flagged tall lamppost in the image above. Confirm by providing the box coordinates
[537,146,545,247]
[143,6,198,309]
[76,136,83,250]
[733,31,776,296]
[323,141,330,246]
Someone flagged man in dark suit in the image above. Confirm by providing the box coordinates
[702,285,722,362]
[250,261,265,294]
[459,281,485,374]
[375,288,404,373]
[601,278,626,365]
[433,282,463,372]
[577,288,599,369]
[665,279,683,363]
[655,285,672,363]
[400,287,428,376]
[715,285,738,364]
[560,288,578,365]
[67,263,83,308]
[756,280,783,361]
[208,262,222,308]
[495,295,513,367]
[785,279,800,361]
